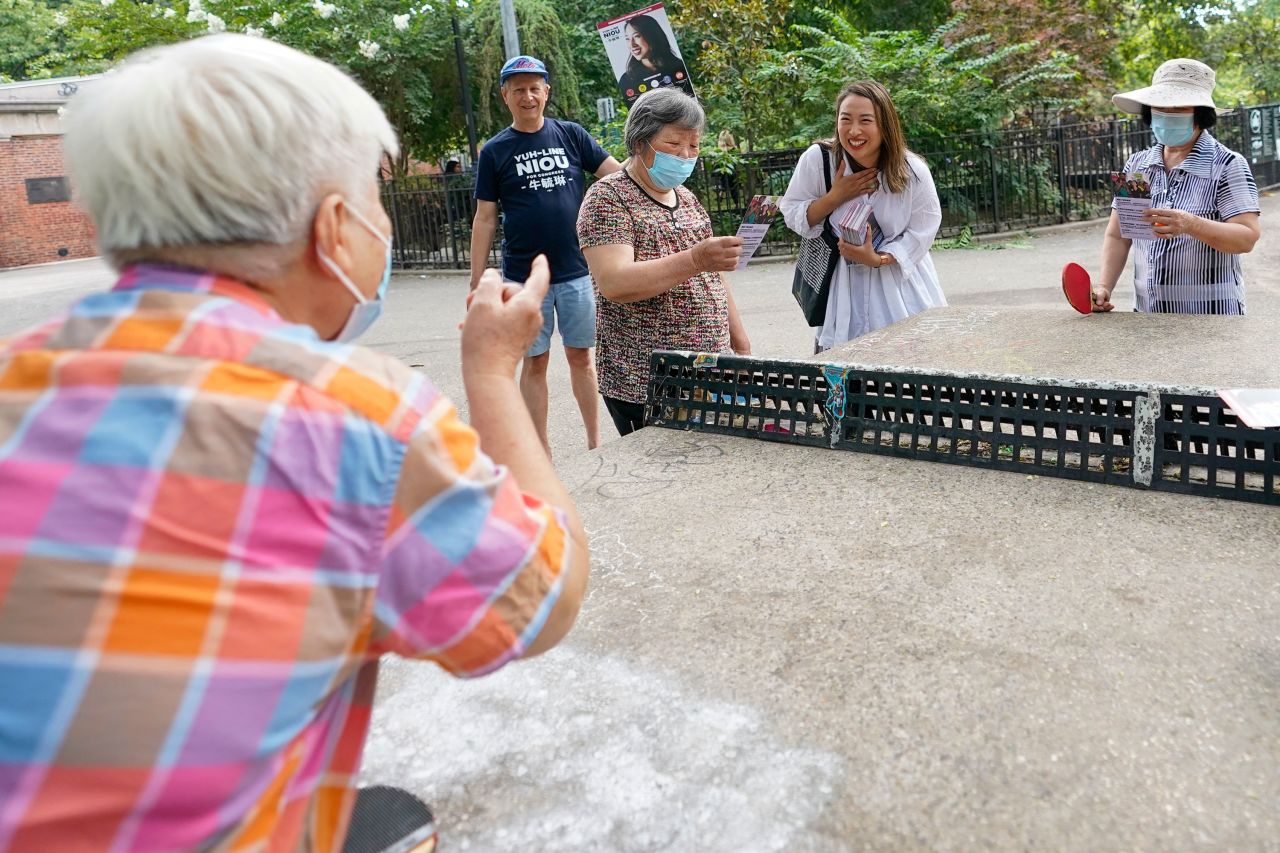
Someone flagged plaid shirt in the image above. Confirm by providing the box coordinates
[0,265,572,851]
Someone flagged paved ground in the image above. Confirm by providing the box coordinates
[363,427,1279,850]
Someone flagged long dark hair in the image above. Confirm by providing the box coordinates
[624,15,679,78]
[820,80,911,194]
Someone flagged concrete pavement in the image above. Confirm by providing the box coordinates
[362,426,1279,850]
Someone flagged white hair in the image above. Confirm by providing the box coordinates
[62,34,398,278]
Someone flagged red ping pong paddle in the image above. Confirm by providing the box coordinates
[1061,262,1093,315]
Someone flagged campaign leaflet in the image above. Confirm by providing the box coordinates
[597,3,695,107]
[1217,388,1280,429]
[734,195,781,270]
[1111,171,1155,240]
[836,199,873,245]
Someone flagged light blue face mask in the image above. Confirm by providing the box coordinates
[1151,109,1197,147]
[646,141,698,190]
[318,203,393,342]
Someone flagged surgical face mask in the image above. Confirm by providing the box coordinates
[317,203,393,342]
[1151,109,1196,147]
[646,141,698,190]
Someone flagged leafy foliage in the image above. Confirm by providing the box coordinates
[948,0,1115,106]
[20,1,467,170]
[7,0,1280,168]
[668,0,794,151]
[782,12,1079,147]
[467,0,582,133]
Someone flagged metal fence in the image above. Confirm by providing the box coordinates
[382,103,1280,270]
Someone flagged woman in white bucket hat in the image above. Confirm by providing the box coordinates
[1091,58,1261,314]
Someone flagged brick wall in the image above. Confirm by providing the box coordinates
[0,135,97,269]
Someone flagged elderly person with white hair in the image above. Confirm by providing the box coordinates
[0,35,588,850]
[1091,58,1261,314]
[577,87,751,436]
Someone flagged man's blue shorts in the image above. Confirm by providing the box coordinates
[507,273,597,357]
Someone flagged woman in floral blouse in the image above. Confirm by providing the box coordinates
[578,88,751,436]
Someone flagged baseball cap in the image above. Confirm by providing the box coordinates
[499,55,548,84]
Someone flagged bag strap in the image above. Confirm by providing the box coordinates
[817,145,835,234]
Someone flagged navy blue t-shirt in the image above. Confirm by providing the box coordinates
[474,118,609,283]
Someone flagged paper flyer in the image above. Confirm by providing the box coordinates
[1111,171,1154,240]
[597,4,695,107]
[1217,388,1280,429]
[836,200,873,244]
[734,195,781,270]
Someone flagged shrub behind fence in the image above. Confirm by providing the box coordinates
[382,104,1280,270]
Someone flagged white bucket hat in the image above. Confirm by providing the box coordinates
[1113,58,1217,114]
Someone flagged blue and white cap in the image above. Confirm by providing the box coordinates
[499,55,548,84]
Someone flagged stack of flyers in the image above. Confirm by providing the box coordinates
[733,195,782,270]
[1111,171,1155,240]
[836,200,872,244]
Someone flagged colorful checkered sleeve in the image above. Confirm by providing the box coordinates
[369,398,571,676]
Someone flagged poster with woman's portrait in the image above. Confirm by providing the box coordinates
[597,3,696,107]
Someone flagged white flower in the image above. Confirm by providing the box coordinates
[53,11,68,25]
[163,7,176,17]
[101,0,115,6]
[205,12,225,32]
[312,0,337,19]
[187,0,206,24]
[244,24,265,37]
[393,13,410,30]
[269,11,284,26]
[358,39,380,59]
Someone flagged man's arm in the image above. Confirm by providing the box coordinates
[594,156,623,177]
[469,200,499,291]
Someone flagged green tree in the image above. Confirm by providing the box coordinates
[830,0,951,32]
[467,0,583,134]
[1111,0,1231,90]
[0,0,62,81]
[669,0,795,151]
[43,0,466,171]
[785,11,1079,146]
[948,0,1115,107]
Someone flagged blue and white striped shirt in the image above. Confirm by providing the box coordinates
[1116,131,1260,314]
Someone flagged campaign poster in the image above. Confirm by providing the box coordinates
[1110,171,1154,241]
[597,3,695,107]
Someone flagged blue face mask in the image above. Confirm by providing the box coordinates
[646,141,698,190]
[1151,109,1196,147]
[318,203,393,342]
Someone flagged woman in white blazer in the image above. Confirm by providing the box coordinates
[780,80,947,351]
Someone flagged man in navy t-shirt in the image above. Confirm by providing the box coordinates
[471,55,622,456]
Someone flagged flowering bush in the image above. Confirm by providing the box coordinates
[42,0,468,169]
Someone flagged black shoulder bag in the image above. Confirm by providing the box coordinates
[790,145,841,327]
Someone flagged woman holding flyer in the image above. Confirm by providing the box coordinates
[578,87,750,437]
[1091,59,1261,314]
[780,80,945,351]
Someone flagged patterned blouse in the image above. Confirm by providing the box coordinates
[577,169,729,404]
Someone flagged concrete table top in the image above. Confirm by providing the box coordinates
[807,307,1279,392]
[362,428,1280,850]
